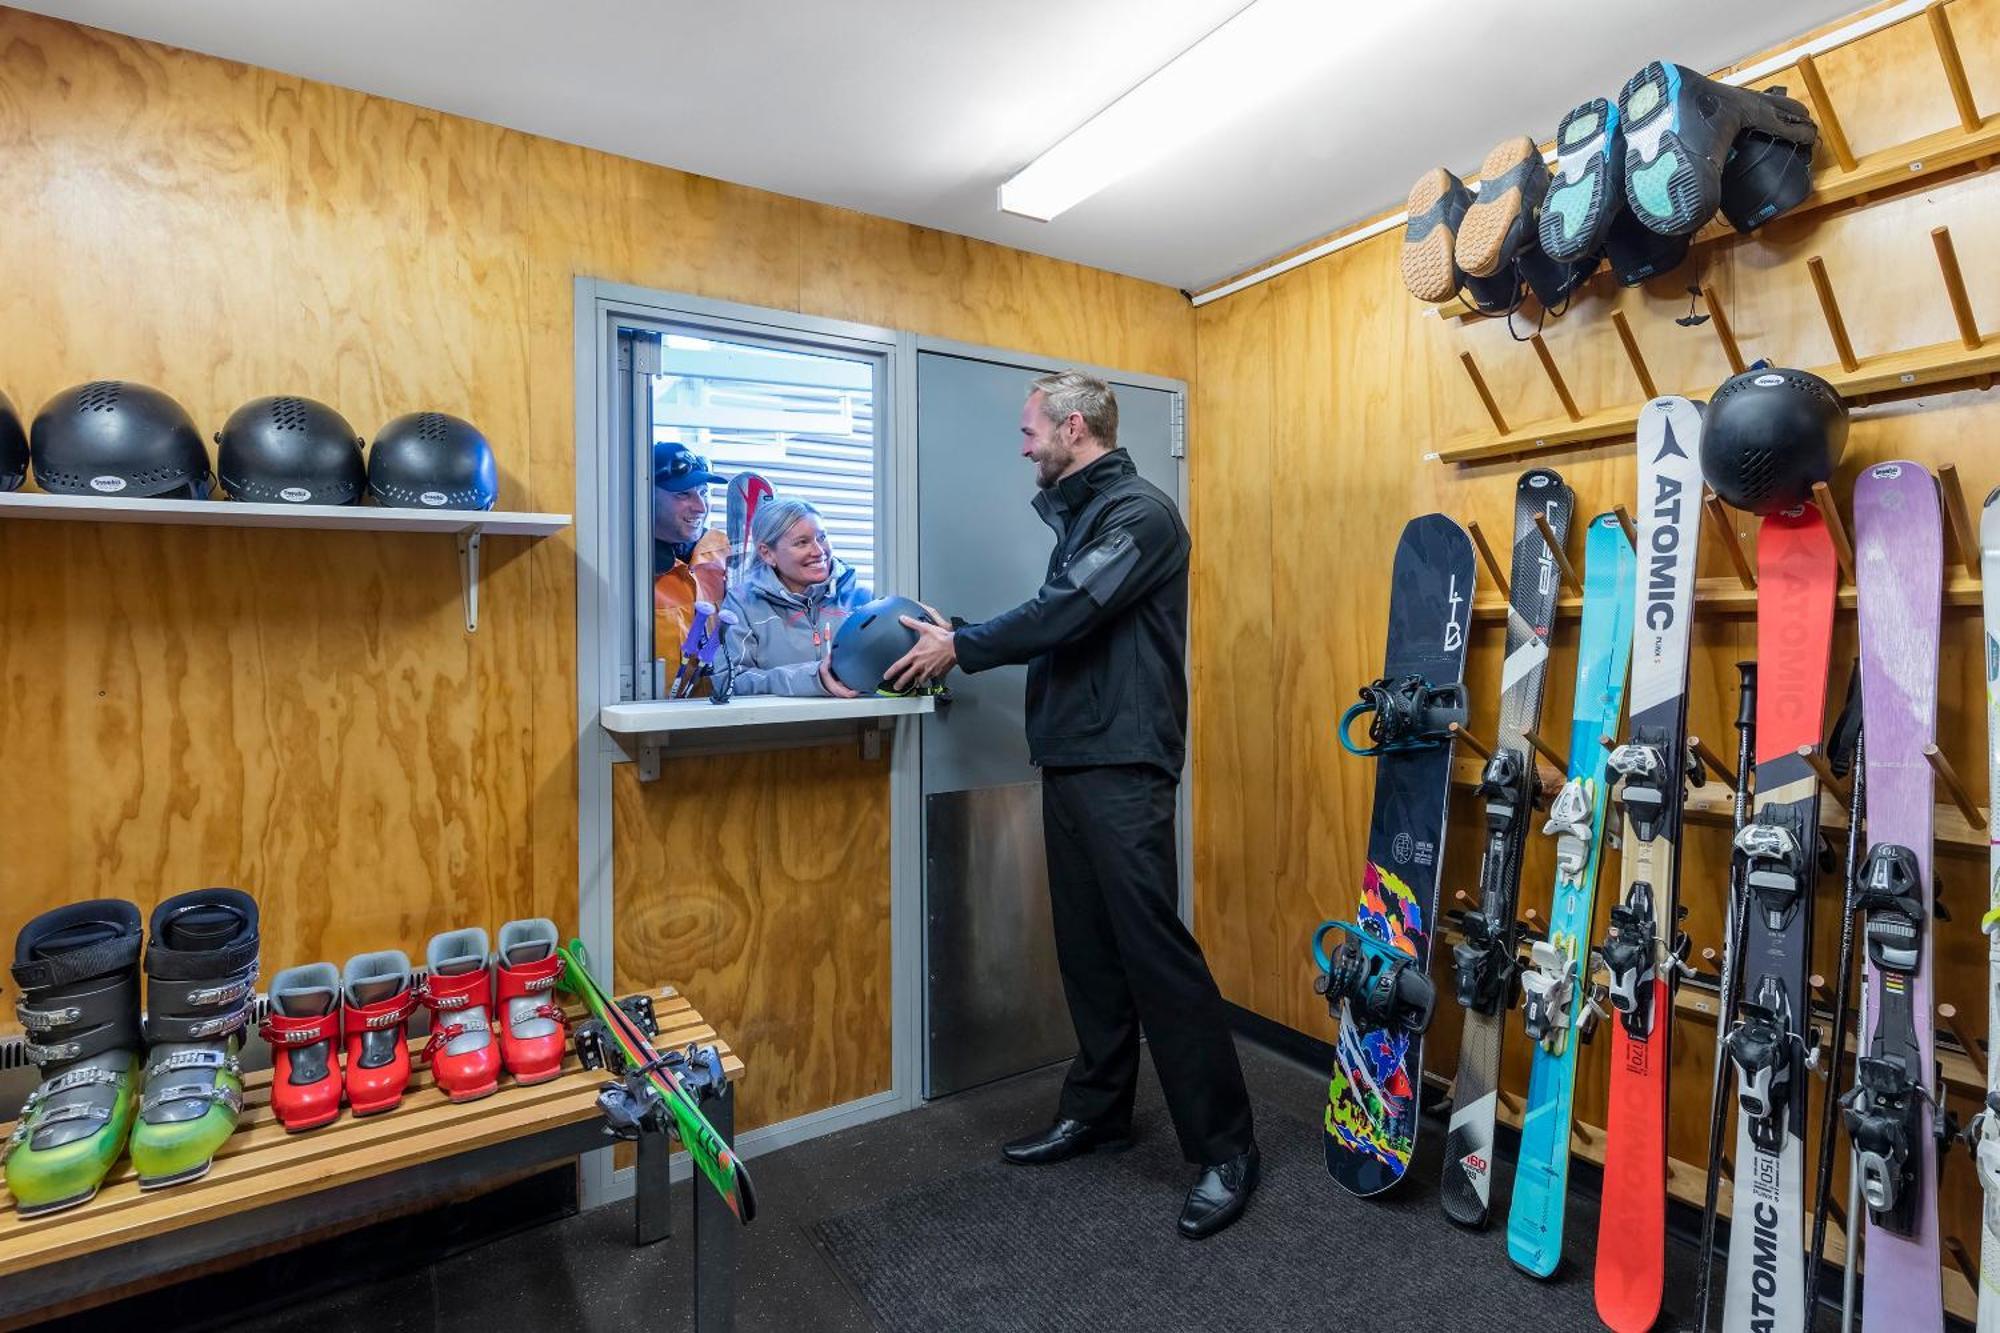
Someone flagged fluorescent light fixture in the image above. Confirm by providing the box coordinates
[998,0,1358,222]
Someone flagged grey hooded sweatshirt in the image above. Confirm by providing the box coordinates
[719,559,872,696]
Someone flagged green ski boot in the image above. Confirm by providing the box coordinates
[128,888,259,1190]
[4,899,145,1216]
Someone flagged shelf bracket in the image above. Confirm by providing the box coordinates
[457,527,484,633]
[636,739,663,783]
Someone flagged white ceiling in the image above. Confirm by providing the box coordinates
[13,0,1862,290]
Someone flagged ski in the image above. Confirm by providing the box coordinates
[1594,396,1706,1332]
[557,940,757,1222]
[1848,460,1944,1328]
[1442,466,1574,1229]
[726,471,773,590]
[1719,503,1837,1331]
[1506,512,1634,1275]
[1979,484,2000,1330]
[1315,514,1475,1197]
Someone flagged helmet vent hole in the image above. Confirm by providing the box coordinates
[416,413,448,442]
[272,398,308,432]
[77,381,122,413]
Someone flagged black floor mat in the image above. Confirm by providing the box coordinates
[814,1099,1612,1333]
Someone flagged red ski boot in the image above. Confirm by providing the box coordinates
[341,950,417,1115]
[494,919,566,1084]
[422,929,500,1102]
[259,962,343,1131]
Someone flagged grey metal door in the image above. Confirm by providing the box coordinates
[917,349,1183,1098]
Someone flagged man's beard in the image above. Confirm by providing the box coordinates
[1033,450,1067,489]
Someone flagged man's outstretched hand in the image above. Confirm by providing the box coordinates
[885,615,956,692]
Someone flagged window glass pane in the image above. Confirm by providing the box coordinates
[646,331,878,681]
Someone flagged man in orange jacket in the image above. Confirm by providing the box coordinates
[652,442,729,669]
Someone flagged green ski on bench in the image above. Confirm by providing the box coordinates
[557,940,757,1223]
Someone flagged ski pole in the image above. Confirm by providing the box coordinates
[1807,674,1865,1321]
[1695,661,1757,1333]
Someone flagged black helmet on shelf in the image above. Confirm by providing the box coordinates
[0,389,25,492]
[829,596,937,696]
[29,380,212,499]
[216,395,367,505]
[1700,366,1848,515]
[367,411,497,511]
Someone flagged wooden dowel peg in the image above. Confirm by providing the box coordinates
[1931,228,1982,351]
[1467,519,1510,599]
[1947,1234,1980,1288]
[1807,257,1860,372]
[1571,1121,1595,1148]
[1703,285,1746,374]
[1940,1002,1983,1059]
[1599,736,1617,753]
[1612,504,1637,547]
[1532,511,1583,595]
[1825,1194,1847,1234]
[1523,908,1542,930]
[1690,735,1740,794]
[1611,310,1658,399]
[1928,3,1982,134]
[1924,743,1988,829]
[1812,481,1857,583]
[1799,745,1854,812]
[1522,728,1570,776]
[1529,334,1582,423]
[1940,463,1980,573]
[1498,1088,1524,1116]
[1450,722,1494,762]
[1702,490,1757,590]
[1796,53,1857,173]
[1810,973,1832,1009]
[1460,351,1510,435]
[1454,889,1474,910]
[1719,1153,1735,1183]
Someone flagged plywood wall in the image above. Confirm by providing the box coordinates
[0,8,1195,1134]
[1190,0,2000,1273]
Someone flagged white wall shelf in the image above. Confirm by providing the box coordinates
[600,695,935,777]
[0,492,571,631]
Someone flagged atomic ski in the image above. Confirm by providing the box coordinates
[1849,461,1944,1328]
[1978,485,2000,1329]
[1315,514,1475,1197]
[1595,396,1706,1332]
[1506,513,1634,1275]
[1719,503,1836,1331]
[557,940,757,1222]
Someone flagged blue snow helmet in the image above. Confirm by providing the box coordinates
[829,595,936,695]
[368,411,497,510]
[0,390,25,491]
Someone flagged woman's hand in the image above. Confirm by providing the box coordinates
[820,658,862,698]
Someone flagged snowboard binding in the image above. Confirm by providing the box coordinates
[1312,920,1436,1034]
[1735,819,1808,931]
[1520,939,1578,1049]
[1337,675,1467,757]
[1599,883,1660,1035]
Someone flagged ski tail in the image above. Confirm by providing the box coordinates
[726,472,773,590]
[557,942,756,1223]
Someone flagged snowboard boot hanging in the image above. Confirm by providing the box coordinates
[341,949,417,1115]
[1399,167,1477,303]
[1455,136,1550,280]
[259,962,343,1132]
[4,900,144,1216]
[494,918,567,1084]
[129,888,258,1190]
[1617,60,1817,236]
[422,928,500,1102]
[1539,97,1624,263]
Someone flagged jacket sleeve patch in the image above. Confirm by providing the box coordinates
[1070,529,1140,608]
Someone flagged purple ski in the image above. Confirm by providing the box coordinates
[1849,460,1944,1328]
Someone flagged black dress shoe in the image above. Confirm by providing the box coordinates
[999,1118,1133,1166]
[1178,1144,1260,1239]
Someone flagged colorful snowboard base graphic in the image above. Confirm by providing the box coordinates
[1324,861,1427,1180]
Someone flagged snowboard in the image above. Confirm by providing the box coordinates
[1979,485,2000,1332]
[726,471,773,590]
[1720,503,1836,1331]
[557,940,757,1222]
[1317,513,1476,1197]
[1595,396,1706,1333]
[1850,460,1943,1328]
[1441,468,1574,1228]
[1506,512,1635,1276]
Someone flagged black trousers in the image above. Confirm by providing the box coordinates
[1041,764,1254,1166]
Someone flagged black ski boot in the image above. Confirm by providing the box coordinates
[4,900,145,1215]
[1618,61,1817,236]
[128,888,259,1189]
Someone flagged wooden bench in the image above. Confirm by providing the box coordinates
[0,987,745,1331]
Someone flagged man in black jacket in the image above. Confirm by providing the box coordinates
[885,370,1258,1239]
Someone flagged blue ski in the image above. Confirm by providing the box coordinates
[1505,512,1635,1276]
